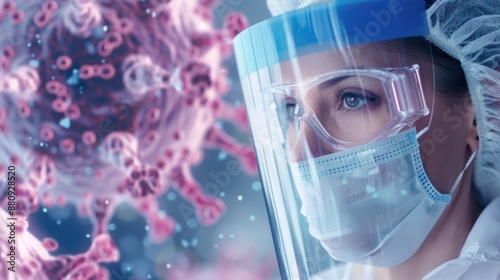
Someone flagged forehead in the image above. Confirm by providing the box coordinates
[273,41,429,83]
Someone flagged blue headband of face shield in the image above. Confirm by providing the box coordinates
[234,0,429,79]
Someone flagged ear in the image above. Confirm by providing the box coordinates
[467,117,480,153]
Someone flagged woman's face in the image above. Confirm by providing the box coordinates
[279,40,475,194]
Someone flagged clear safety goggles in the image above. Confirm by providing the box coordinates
[264,65,429,152]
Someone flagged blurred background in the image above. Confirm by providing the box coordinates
[23,1,278,279]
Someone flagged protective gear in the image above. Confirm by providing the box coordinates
[291,128,476,266]
[424,196,500,279]
[265,65,428,149]
[235,0,434,277]
[234,0,499,278]
[313,196,500,279]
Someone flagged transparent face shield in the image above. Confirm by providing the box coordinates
[234,0,443,278]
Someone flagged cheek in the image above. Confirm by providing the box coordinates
[415,100,470,193]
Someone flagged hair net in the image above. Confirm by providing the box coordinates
[266,0,500,206]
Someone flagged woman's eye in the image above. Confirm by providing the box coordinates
[339,90,377,111]
[286,101,297,120]
[342,93,366,109]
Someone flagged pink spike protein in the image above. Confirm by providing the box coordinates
[0,208,120,279]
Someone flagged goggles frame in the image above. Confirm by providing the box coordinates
[263,64,429,149]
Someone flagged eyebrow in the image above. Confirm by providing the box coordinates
[317,76,350,92]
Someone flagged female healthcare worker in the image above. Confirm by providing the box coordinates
[233,0,500,279]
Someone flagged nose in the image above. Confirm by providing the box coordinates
[289,119,335,162]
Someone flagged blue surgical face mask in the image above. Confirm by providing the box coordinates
[289,128,476,267]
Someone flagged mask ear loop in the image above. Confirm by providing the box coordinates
[448,151,477,197]
[416,42,436,139]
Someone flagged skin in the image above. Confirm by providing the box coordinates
[278,40,481,279]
